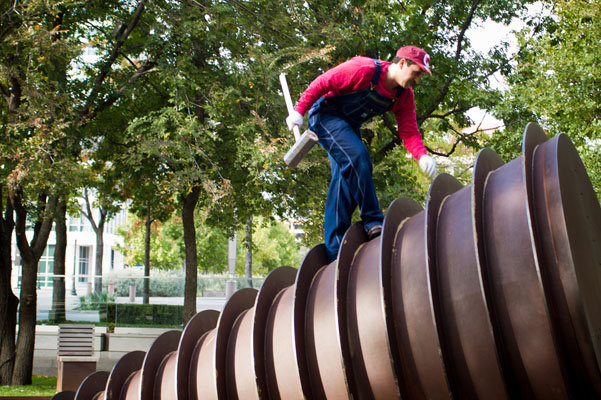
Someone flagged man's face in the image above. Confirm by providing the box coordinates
[397,60,424,88]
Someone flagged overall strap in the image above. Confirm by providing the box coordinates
[395,86,404,98]
[371,59,382,85]
[372,59,404,98]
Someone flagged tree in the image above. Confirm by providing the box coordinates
[79,178,123,296]
[118,213,301,276]
[119,0,542,301]
[493,0,601,198]
[117,215,183,271]
[119,169,175,304]
[208,0,541,244]
[0,187,15,385]
[48,199,67,323]
[0,0,155,384]
[115,0,276,321]
[235,216,301,276]
[122,106,222,317]
[10,190,57,385]
[0,0,548,383]
[0,0,73,383]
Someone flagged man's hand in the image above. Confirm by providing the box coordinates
[286,110,304,131]
[419,154,437,177]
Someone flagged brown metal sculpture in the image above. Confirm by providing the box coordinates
[52,123,601,400]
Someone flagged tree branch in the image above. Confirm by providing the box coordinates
[0,185,15,236]
[228,0,296,42]
[0,3,20,41]
[79,0,148,120]
[81,56,158,126]
[426,106,471,121]
[421,0,482,120]
[82,188,99,233]
[31,194,45,240]
[9,187,31,264]
[8,188,55,264]
[31,194,57,257]
[427,122,503,158]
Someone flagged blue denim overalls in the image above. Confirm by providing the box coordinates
[308,59,403,261]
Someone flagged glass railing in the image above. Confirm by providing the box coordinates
[17,272,266,329]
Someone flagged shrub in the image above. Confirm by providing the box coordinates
[103,269,265,297]
[103,303,183,327]
[77,291,115,310]
[104,269,185,297]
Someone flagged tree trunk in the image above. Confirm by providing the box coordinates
[245,217,253,288]
[0,289,17,385]
[182,186,201,324]
[143,205,151,304]
[10,190,56,386]
[12,253,37,386]
[2,48,22,387]
[82,189,107,296]
[0,189,16,385]
[49,199,66,323]
[94,216,105,296]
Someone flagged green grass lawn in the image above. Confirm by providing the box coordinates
[0,375,57,396]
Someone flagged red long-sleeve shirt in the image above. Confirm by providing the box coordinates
[295,56,427,160]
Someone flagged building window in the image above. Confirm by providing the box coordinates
[37,245,55,288]
[106,209,127,234]
[69,215,92,232]
[78,246,90,283]
[110,249,115,270]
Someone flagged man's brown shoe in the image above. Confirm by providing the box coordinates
[367,225,382,240]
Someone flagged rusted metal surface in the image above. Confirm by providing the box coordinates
[226,267,297,400]
[194,287,257,399]
[104,350,145,400]
[73,371,108,400]
[140,330,181,400]
[188,329,214,400]
[50,390,75,400]
[176,309,219,400]
[347,234,397,399]
[265,245,329,399]
[391,175,461,400]
[58,123,601,399]
[120,368,141,400]
[348,195,422,399]
[154,351,177,400]
[436,149,509,399]
[380,196,422,400]
[482,128,568,398]
[530,132,601,398]
[252,267,297,397]
[305,222,366,399]
[226,308,253,399]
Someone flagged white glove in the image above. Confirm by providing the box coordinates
[419,154,437,177]
[286,110,304,131]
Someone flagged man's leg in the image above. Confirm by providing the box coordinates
[309,112,383,259]
[323,155,357,261]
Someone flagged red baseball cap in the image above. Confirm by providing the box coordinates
[396,45,432,75]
